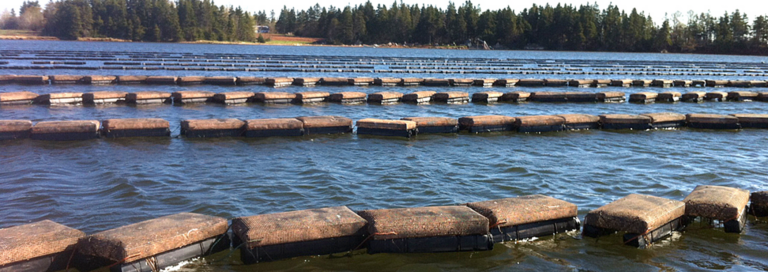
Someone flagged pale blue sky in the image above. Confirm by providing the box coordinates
[2,0,765,26]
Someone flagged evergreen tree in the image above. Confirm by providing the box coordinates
[128,10,144,40]
[58,3,81,39]
[716,11,734,51]
[731,10,749,43]
[18,0,768,55]
[753,16,768,44]
[154,0,181,41]
[104,0,129,39]
[352,9,366,43]
[462,1,479,39]
[225,9,236,41]
[338,6,354,43]
[275,6,294,34]
[20,1,41,15]
[653,20,672,51]
[494,7,520,47]
[477,10,495,44]
[178,0,198,41]
[236,10,255,41]
[572,22,587,50]
[41,0,60,35]
[449,3,467,43]
[414,5,442,45]
[601,4,622,50]
[91,0,105,36]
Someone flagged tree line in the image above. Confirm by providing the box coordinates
[1,0,767,55]
[275,1,768,55]
[1,0,268,42]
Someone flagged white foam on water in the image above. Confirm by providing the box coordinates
[160,257,201,272]
[564,229,580,236]
[514,236,539,244]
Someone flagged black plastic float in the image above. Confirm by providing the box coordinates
[582,194,688,248]
[683,185,750,233]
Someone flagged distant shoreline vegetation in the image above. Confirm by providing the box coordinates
[1,0,767,55]
[1,0,265,43]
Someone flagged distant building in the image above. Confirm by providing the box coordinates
[255,26,270,33]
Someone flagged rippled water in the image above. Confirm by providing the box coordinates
[1,41,768,271]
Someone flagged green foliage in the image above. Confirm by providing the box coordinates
[37,0,256,42]
[17,1,45,31]
[5,0,768,54]
[754,16,768,44]
[58,3,80,39]
[653,20,672,51]
[271,1,768,54]
[256,33,265,43]
[20,1,41,15]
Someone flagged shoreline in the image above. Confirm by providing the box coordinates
[0,35,131,42]
[183,40,470,50]
[0,34,488,51]
[2,35,768,57]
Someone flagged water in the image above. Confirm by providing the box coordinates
[1,40,768,271]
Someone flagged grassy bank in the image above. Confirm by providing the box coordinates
[184,35,321,46]
[0,29,58,40]
[0,31,474,50]
[0,31,323,45]
[0,29,41,36]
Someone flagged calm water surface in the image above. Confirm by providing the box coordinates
[1,40,768,271]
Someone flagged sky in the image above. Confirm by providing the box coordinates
[1,0,766,26]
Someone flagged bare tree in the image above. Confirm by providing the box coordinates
[19,5,45,31]
[0,9,19,29]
